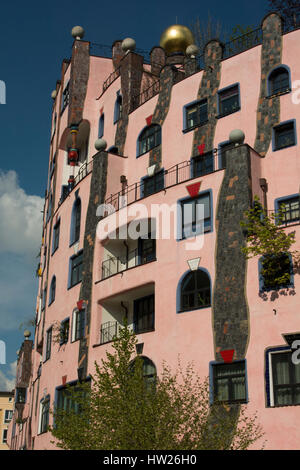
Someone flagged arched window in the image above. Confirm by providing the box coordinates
[49,276,56,305]
[114,94,122,123]
[268,67,290,96]
[130,356,156,388]
[179,269,211,312]
[137,124,161,157]
[70,197,81,245]
[98,114,104,138]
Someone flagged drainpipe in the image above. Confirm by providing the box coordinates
[123,240,129,269]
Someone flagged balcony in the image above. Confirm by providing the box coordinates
[101,245,156,280]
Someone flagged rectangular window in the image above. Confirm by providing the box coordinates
[61,81,69,114]
[218,85,240,117]
[4,410,13,423]
[70,252,83,288]
[142,171,164,198]
[139,237,156,264]
[2,429,7,444]
[185,99,208,130]
[278,197,300,225]
[40,398,50,434]
[42,287,47,311]
[180,193,211,239]
[53,220,60,253]
[192,151,214,177]
[45,328,52,361]
[134,295,155,334]
[56,387,80,414]
[60,319,70,345]
[212,361,247,404]
[73,310,85,341]
[274,122,296,150]
[271,351,300,406]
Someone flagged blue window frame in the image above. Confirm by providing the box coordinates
[259,253,293,291]
[70,197,81,246]
[268,66,291,96]
[137,124,161,157]
[133,295,155,334]
[266,347,300,407]
[48,276,56,305]
[68,251,83,288]
[218,83,240,117]
[273,120,296,151]
[52,218,60,254]
[183,99,208,132]
[138,236,156,264]
[72,309,85,341]
[178,191,212,240]
[45,327,52,361]
[114,93,122,123]
[98,114,104,138]
[177,269,211,313]
[275,195,300,225]
[141,170,164,198]
[209,360,248,404]
[61,81,69,114]
[192,150,214,177]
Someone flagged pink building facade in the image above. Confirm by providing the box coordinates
[8,13,300,450]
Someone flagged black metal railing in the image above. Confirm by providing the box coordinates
[100,321,119,344]
[102,67,121,94]
[103,149,222,215]
[59,160,93,206]
[223,28,263,60]
[102,248,138,279]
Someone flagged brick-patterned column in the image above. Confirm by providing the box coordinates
[114,52,144,155]
[148,66,175,167]
[77,151,108,379]
[254,13,283,156]
[68,40,90,126]
[191,40,223,157]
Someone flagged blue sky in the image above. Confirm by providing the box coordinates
[0,0,269,390]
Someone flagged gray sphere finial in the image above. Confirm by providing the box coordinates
[186,44,199,58]
[51,90,57,100]
[229,129,245,146]
[71,26,85,40]
[94,138,107,151]
[24,330,31,339]
[121,38,136,53]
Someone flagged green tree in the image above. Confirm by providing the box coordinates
[240,197,300,289]
[50,322,265,450]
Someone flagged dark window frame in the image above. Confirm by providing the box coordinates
[273,121,296,151]
[60,318,70,345]
[276,196,300,225]
[218,84,240,118]
[259,253,293,291]
[49,276,56,305]
[179,269,211,312]
[45,327,52,361]
[52,219,60,254]
[69,251,83,288]
[4,409,13,423]
[271,351,300,407]
[192,150,214,177]
[133,294,155,335]
[212,360,247,405]
[268,67,291,96]
[40,397,50,434]
[137,124,161,157]
[179,192,212,240]
[184,99,208,132]
[73,309,85,342]
[141,170,164,198]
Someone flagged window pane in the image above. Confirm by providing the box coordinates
[193,152,214,177]
[275,123,295,149]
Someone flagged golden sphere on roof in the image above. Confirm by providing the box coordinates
[160,24,195,55]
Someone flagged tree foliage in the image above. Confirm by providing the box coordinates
[240,197,299,288]
[50,322,265,450]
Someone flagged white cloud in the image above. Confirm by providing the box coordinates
[0,361,17,392]
[0,170,44,260]
[0,170,44,332]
